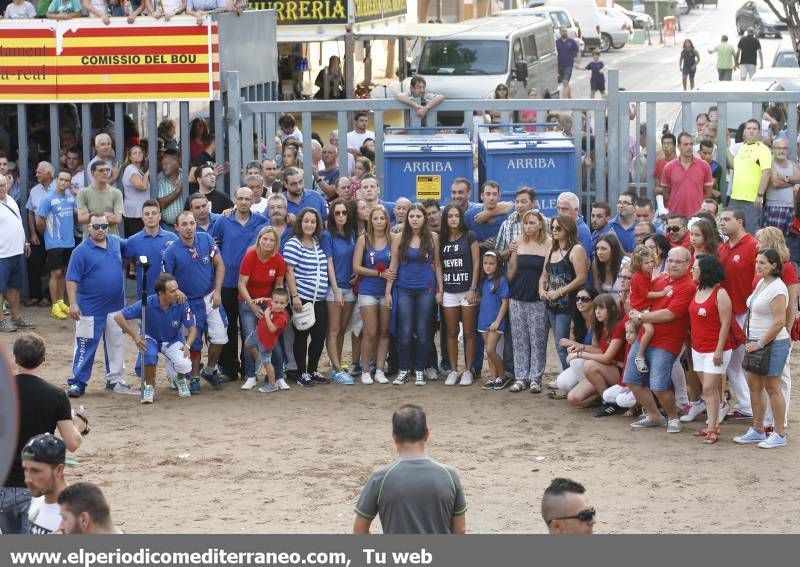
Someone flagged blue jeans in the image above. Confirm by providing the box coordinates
[397,287,435,371]
[546,309,571,371]
[623,340,677,392]
[0,487,31,534]
[240,301,285,381]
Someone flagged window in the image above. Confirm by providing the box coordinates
[522,35,538,63]
[513,39,524,64]
[418,40,510,75]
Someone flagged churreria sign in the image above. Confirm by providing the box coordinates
[246,0,406,23]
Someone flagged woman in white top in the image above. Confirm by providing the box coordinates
[734,248,791,449]
[121,144,149,237]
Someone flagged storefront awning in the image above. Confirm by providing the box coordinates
[276,28,346,43]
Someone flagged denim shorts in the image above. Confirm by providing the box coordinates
[763,338,791,377]
[558,65,573,83]
[326,286,355,302]
[357,294,386,307]
[623,340,677,392]
[0,254,24,292]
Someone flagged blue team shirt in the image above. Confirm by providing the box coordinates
[66,235,126,316]
[162,232,218,299]
[320,230,355,288]
[124,228,178,296]
[197,212,220,233]
[477,275,510,333]
[120,294,195,344]
[36,190,76,250]
[465,206,510,244]
[286,190,328,221]
[607,216,636,253]
[210,212,267,288]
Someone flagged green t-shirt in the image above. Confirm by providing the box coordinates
[46,0,81,13]
[712,43,735,70]
[731,141,772,202]
[75,185,124,239]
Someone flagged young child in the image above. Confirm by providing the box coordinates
[629,245,672,373]
[601,319,639,412]
[583,49,606,99]
[4,0,36,18]
[477,251,510,391]
[244,288,290,393]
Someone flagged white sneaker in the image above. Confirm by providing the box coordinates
[141,385,155,404]
[174,377,191,398]
[424,367,439,381]
[393,370,409,385]
[241,377,258,390]
[444,371,460,386]
[679,400,706,422]
[459,370,473,386]
[415,371,426,386]
[361,372,374,385]
[374,370,389,384]
[276,378,290,390]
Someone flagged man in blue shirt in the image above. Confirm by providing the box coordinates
[186,192,220,234]
[65,214,133,398]
[210,186,267,381]
[589,201,612,255]
[557,192,592,258]
[556,27,580,99]
[162,210,227,392]
[114,272,196,404]
[123,200,177,297]
[283,167,328,221]
[464,181,512,250]
[35,170,76,319]
[606,189,637,253]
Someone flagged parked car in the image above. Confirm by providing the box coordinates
[597,7,632,50]
[752,67,800,91]
[501,7,585,52]
[772,37,799,68]
[735,1,787,37]
[616,6,654,30]
[677,0,690,15]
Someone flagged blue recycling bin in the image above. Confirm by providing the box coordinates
[383,130,473,205]
[478,126,577,218]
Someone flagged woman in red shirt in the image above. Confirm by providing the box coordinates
[565,293,627,415]
[689,254,733,444]
[238,226,286,390]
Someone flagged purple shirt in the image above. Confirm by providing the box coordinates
[556,37,579,68]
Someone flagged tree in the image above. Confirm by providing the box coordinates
[765,0,800,64]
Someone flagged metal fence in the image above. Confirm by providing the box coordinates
[225,69,800,216]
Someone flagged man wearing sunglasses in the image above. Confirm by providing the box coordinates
[541,478,595,534]
[665,214,690,249]
[65,214,132,398]
[75,161,123,240]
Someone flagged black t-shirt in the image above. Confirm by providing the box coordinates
[5,374,72,488]
[441,231,477,293]
[737,35,761,65]
[182,189,234,215]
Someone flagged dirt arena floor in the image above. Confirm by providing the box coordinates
[3,307,800,534]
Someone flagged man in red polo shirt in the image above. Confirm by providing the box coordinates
[624,246,697,433]
[659,132,713,217]
[665,214,691,249]
[718,207,758,419]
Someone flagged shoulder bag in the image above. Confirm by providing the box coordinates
[742,282,772,375]
[292,240,321,331]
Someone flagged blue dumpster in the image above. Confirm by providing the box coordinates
[478,126,576,218]
[383,130,473,205]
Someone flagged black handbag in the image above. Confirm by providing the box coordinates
[742,284,772,375]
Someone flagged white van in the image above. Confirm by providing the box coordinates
[535,0,602,52]
[408,15,559,117]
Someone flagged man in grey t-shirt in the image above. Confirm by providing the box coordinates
[353,405,467,534]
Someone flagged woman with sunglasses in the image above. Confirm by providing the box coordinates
[284,208,329,388]
[354,205,394,384]
[322,199,358,385]
[591,233,628,300]
[540,214,589,374]
[385,203,443,386]
[548,286,599,397]
[566,293,627,415]
[507,210,551,393]
[439,204,480,386]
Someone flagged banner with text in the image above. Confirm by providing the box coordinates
[247,0,406,24]
[0,18,219,103]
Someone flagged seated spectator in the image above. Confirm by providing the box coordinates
[81,0,111,24]
[549,285,599,395]
[46,0,82,20]
[5,0,36,18]
[151,0,185,19]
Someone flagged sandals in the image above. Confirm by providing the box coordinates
[509,380,527,393]
[634,356,649,373]
[547,390,567,400]
[701,427,720,444]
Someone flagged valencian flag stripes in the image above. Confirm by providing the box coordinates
[0,17,219,102]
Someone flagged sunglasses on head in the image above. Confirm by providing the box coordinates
[549,508,596,524]
[90,223,109,230]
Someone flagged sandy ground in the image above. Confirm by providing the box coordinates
[2,306,800,534]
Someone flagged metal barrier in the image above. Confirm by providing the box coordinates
[225,68,800,217]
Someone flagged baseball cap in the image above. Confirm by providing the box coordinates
[20,433,78,466]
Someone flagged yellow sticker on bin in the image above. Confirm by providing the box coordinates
[416,175,441,200]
